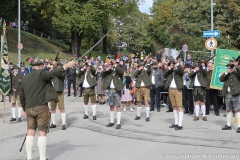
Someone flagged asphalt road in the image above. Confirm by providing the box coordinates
[0,92,240,160]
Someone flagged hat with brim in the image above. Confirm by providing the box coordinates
[226,63,235,68]
[192,63,199,69]
[151,61,158,65]
[12,64,19,69]
[31,59,44,66]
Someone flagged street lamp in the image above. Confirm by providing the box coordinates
[18,0,21,66]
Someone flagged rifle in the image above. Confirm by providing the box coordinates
[176,52,183,60]
[55,51,60,61]
[203,55,216,64]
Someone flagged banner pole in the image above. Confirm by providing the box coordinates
[3,95,6,123]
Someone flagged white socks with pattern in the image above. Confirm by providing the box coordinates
[38,137,47,160]
[26,136,33,160]
[195,105,200,117]
[92,105,96,116]
[117,112,121,125]
[173,110,179,125]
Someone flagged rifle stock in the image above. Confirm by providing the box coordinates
[204,55,216,64]
[55,51,60,61]
[142,53,153,66]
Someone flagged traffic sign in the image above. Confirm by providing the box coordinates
[182,44,188,52]
[205,38,217,50]
[203,30,220,37]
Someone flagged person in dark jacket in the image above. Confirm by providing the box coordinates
[49,61,67,130]
[66,59,77,97]
[19,58,76,160]
[9,64,24,122]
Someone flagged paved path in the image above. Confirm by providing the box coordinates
[0,92,240,160]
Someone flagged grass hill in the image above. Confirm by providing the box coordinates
[0,26,106,65]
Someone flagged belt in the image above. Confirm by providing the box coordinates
[140,86,148,88]
[109,88,116,90]
[169,88,178,90]
[83,87,94,89]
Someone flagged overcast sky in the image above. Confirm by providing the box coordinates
[138,0,153,14]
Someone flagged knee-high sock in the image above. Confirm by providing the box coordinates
[92,105,96,116]
[145,107,150,118]
[84,105,88,115]
[117,112,121,125]
[38,137,47,160]
[18,107,22,118]
[195,105,200,117]
[178,111,183,127]
[227,112,233,126]
[137,107,141,117]
[110,111,114,123]
[61,113,66,125]
[51,113,56,125]
[11,107,16,118]
[236,112,240,128]
[173,110,179,125]
[201,104,206,116]
[26,136,33,160]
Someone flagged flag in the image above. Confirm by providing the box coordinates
[0,21,11,95]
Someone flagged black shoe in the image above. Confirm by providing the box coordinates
[146,117,150,122]
[215,113,220,116]
[9,99,11,102]
[93,116,96,120]
[166,110,173,112]
[236,127,240,133]
[157,108,161,112]
[10,117,16,122]
[18,117,22,122]
[189,112,194,115]
[62,124,66,130]
[106,123,114,127]
[50,123,56,128]
[134,116,140,120]
[83,114,89,119]
[96,101,99,103]
[150,108,154,111]
[74,95,76,97]
[206,113,209,115]
[184,111,189,114]
[79,94,82,97]
[0,99,3,102]
[169,124,178,128]
[67,94,70,97]
[175,126,183,130]
[222,125,231,130]
[116,124,121,129]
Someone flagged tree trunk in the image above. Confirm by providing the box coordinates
[102,28,108,54]
[70,30,84,57]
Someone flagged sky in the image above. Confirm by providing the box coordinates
[138,0,154,14]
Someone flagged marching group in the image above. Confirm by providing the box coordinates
[3,51,240,160]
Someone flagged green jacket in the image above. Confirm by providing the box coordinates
[101,65,124,91]
[77,65,97,87]
[219,71,240,96]
[163,66,184,90]
[133,65,152,88]
[52,67,67,93]
[189,70,208,88]
[20,67,66,111]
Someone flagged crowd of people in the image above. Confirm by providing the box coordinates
[2,50,240,160]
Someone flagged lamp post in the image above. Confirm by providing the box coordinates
[18,0,21,66]
[210,0,215,56]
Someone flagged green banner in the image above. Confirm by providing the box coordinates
[210,48,240,90]
[0,68,11,95]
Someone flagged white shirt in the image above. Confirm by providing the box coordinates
[141,81,145,86]
[82,72,90,88]
[228,87,231,92]
[194,74,201,87]
[170,77,177,88]
[110,79,115,88]
[152,71,155,85]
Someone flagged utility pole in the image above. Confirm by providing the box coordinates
[18,0,21,66]
[211,0,214,56]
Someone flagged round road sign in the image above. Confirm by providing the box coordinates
[182,44,188,52]
[205,38,217,50]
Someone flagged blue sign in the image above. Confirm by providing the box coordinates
[203,30,220,37]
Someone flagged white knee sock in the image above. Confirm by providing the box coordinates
[145,107,150,118]
[92,105,96,116]
[18,107,22,118]
[227,112,233,126]
[137,107,141,117]
[26,136,33,160]
[236,112,240,128]
[38,137,47,160]
[84,105,88,115]
[61,113,66,125]
[12,107,16,118]
[201,104,206,116]
[178,112,183,127]
[173,110,179,125]
[110,111,114,123]
[117,112,121,125]
[51,113,56,125]
[195,105,200,117]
